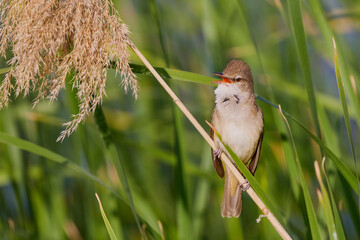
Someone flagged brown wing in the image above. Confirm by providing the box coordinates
[211,111,225,178]
[248,109,264,175]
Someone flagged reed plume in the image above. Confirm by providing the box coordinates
[0,0,138,141]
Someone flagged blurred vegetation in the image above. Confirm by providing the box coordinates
[1,0,360,239]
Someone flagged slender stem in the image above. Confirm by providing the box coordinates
[129,42,292,240]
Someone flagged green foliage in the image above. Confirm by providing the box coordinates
[1,0,359,239]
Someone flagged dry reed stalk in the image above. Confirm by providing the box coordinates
[129,42,292,240]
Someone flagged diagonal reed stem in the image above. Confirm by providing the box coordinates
[129,42,292,240]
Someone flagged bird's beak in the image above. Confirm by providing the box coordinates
[212,72,233,84]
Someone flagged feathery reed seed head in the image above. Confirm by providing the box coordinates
[0,0,138,141]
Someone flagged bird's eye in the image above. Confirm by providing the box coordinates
[235,77,241,82]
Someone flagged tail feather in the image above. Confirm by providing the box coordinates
[221,167,242,218]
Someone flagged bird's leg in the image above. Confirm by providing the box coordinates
[239,179,250,191]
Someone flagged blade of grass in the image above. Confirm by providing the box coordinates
[333,39,360,197]
[286,0,322,143]
[320,159,347,240]
[278,106,321,239]
[317,104,341,156]
[173,103,192,240]
[339,173,360,237]
[0,108,27,224]
[95,193,119,240]
[226,218,244,240]
[192,145,213,240]
[129,63,214,85]
[307,0,333,54]
[31,185,55,239]
[315,103,347,238]
[314,160,337,240]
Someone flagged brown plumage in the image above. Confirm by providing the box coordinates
[211,59,264,218]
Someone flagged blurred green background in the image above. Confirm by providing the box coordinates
[0,0,359,239]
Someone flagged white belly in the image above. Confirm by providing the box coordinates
[213,111,262,164]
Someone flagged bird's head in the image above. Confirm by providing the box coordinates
[212,59,253,85]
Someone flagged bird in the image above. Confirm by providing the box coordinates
[210,59,264,218]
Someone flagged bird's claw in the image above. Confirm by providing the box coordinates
[239,180,250,191]
[213,148,222,159]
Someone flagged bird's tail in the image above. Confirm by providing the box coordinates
[221,167,242,218]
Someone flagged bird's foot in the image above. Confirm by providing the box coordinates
[247,164,251,171]
[213,148,222,159]
[239,180,250,191]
